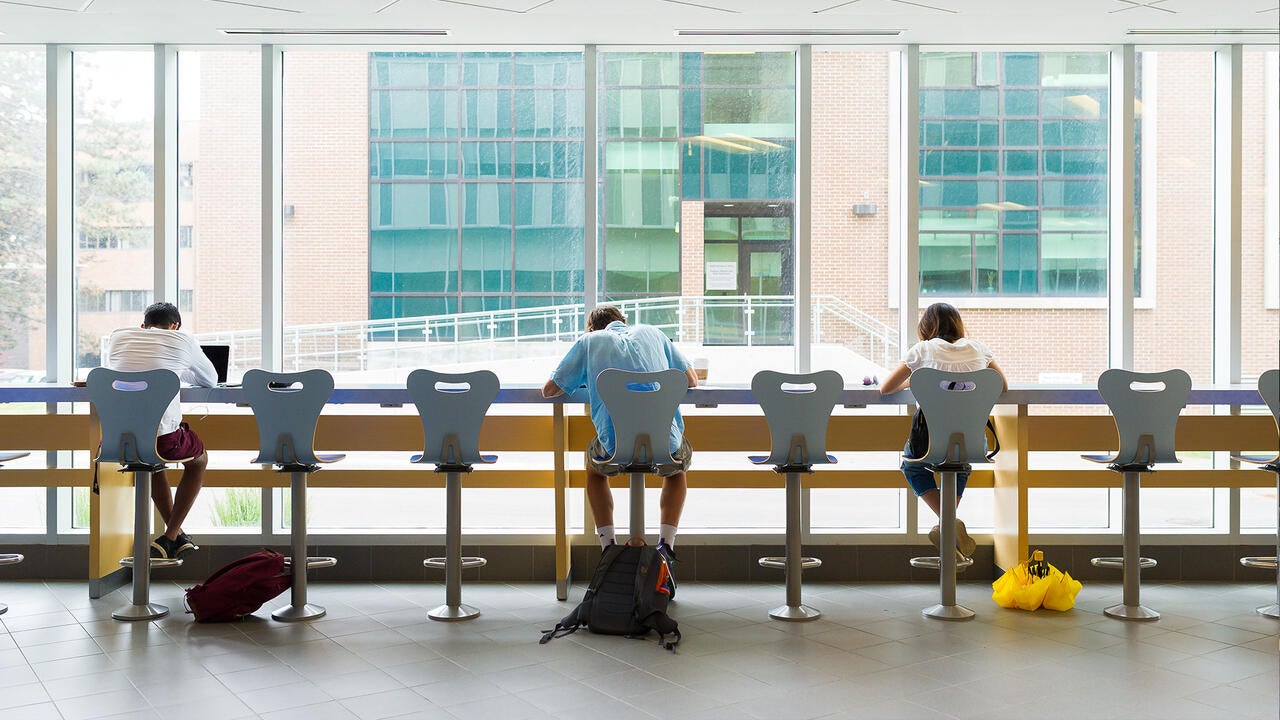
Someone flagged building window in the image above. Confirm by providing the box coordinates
[79,289,153,313]
[918,52,1115,296]
[369,52,585,331]
[178,224,193,248]
[77,227,151,250]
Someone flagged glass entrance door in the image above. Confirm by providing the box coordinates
[703,206,793,345]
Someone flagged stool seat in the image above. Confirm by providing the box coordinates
[750,370,842,622]
[87,368,185,623]
[906,367,1004,622]
[408,369,500,622]
[595,368,689,543]
[1085,368,1191,622]
[243,368,342,623]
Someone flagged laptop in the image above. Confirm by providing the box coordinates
[199,344,232,386]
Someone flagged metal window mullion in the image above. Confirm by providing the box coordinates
[899,46,920,351]
[583,45,598,309]
[154,45,178,306]
[47,44,74,538]
[262,45,283,372]
[1107,45,1135,371]
[1213,46,1242,386]
[795,46,812,374]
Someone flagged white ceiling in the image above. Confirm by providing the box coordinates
[0,0,1275,46]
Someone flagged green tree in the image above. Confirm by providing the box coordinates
[0,50,47,362]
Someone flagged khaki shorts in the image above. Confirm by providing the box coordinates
[586,437,692,478]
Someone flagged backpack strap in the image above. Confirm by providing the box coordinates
[634,547,680,651]
[985,418,1001,461]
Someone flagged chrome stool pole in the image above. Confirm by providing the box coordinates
[913,467,975,621]
[1092,468,1158,621]
[274,468,336,622]
[425,467,487,621]
[115,469,181,621]
[630,471,645,540]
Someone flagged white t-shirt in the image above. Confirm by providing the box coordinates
[104,327,218,435]
[902,337,994,374]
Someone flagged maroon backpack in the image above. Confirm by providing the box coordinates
[185,549,291,622]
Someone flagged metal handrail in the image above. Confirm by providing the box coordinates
[181,295,900,373]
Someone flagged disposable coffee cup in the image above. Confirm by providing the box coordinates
[693,357,709,381]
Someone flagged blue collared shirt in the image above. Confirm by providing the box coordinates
[550,321,692,456]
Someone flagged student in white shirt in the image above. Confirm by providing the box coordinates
[104,302,217,560]
[880,302,1007,560]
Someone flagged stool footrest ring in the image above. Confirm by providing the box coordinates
[425,556,487,570]
[757,556,822,570]
[1091,556,1156,570]
[120,556,183,569]
[0,553,23,566]
[1240,556,1278,570]
[283,557,337,570]
[909,555,974,571]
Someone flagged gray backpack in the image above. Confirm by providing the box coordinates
[540,542,680,651]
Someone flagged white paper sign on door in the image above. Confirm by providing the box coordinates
[705,261,738,291]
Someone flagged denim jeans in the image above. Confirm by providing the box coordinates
[900,441,969,498]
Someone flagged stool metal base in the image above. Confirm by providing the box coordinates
[428,603,480,622]
[0,603,7,616]
[768,604,821,622]
[1103,603,1160,621]
[272,603,327,622]
[113,603,169,622]
[922,603,976,621]
[1255,604,1280,619]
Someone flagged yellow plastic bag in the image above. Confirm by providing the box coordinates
[991,551,1081,612]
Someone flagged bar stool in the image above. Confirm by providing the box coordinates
[1083,368,1191,622]
[594,368,689,542]
[1234,369,1280,618]
[750,370,841,622]
[407,369,498,622]
[906,367,1003,621]
[243,369,343,622]
[87,368,189,622]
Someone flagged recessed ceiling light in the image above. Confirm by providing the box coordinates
[1126,27,1279,35]
[674,28,902,37]
[220,28,451,36]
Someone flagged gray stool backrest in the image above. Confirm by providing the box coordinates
[596,368,687,467]
[87,368,180,467]
[243,369,334,467]
[907,367,1003,466]
[1096,368,1191,466]
[751,370,842,468]
[1253,368,1279,464]
[407,369,499,467]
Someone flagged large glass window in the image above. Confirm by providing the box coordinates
[74,51,154,373]
[599,51,796,368]
[367,51,584,379]
[178,50,262,380]
[919,52,1110,297]
[0,49,46,386]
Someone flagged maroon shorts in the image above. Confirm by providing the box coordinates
[157,422,205,462]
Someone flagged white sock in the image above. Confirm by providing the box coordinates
[596,525,616,548]
[659,524,677,548]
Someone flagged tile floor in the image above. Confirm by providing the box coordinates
[0,578,1276,720]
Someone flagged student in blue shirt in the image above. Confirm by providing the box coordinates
[542,305,698,558]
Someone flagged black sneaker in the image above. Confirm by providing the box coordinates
[656,541,678,600]
[171,533,199,559]
[149,535,174,560]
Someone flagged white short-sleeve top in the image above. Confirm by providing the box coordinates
[902,337,994,374]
